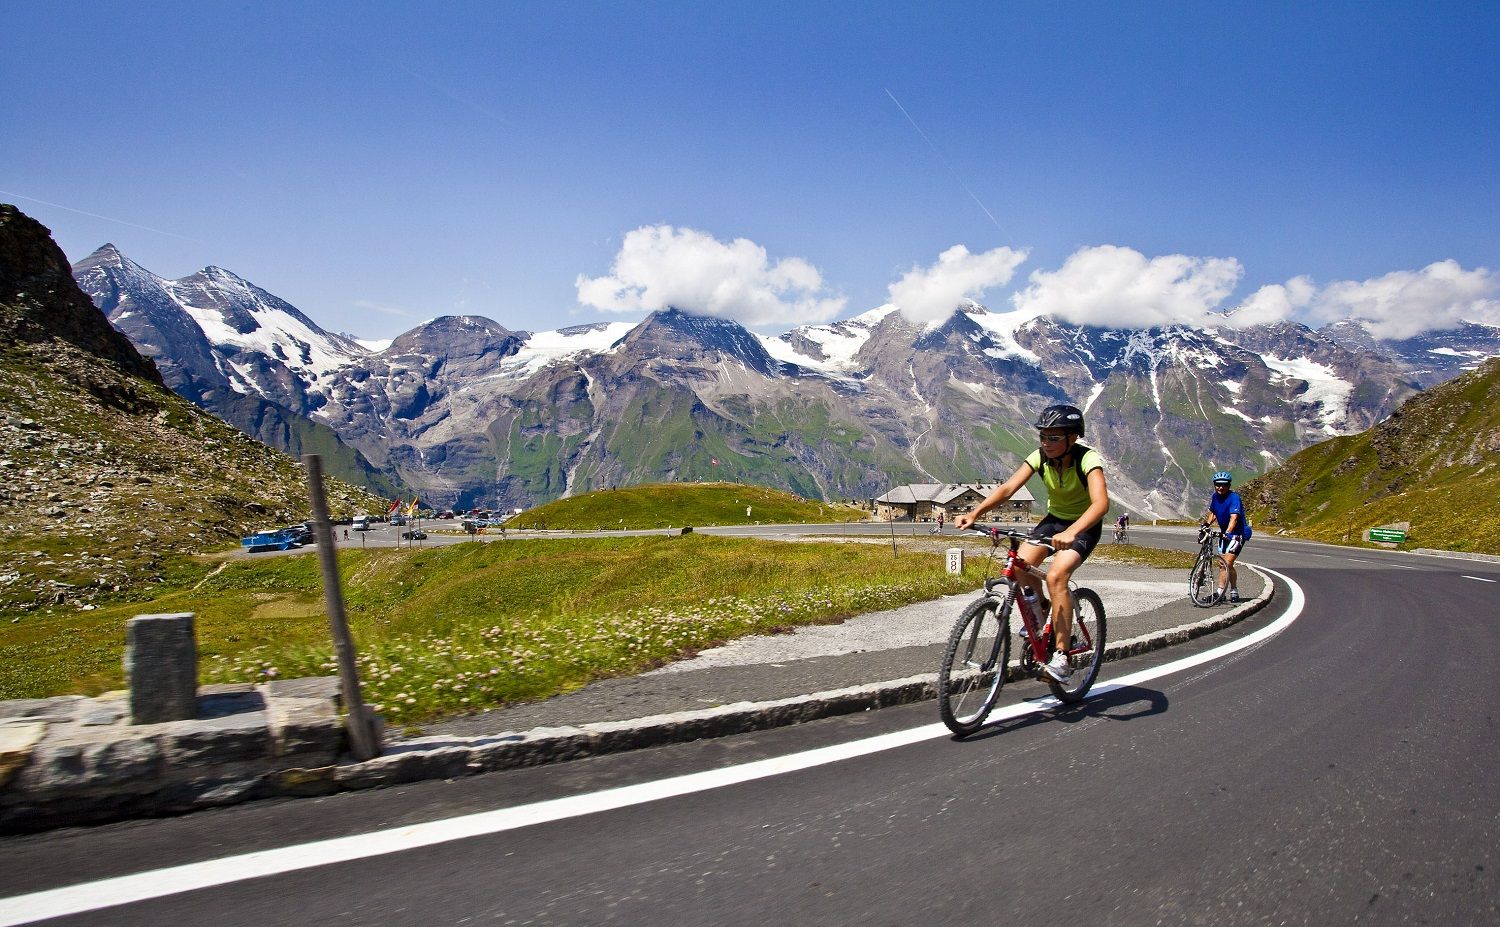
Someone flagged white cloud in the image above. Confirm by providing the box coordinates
[1010,245,1242,329]
[1223,261,1500,338]
[575,225,846,329]
[888,244,1029,326]
[1301,260,1500,340]
[1222,276,1316,328]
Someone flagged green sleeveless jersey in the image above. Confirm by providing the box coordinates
[1025,447,1104,520]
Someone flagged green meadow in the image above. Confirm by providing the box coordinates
[508,481,867,530]
[0,535,985,725]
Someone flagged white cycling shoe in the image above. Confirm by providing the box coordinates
[1044,651,1072,682]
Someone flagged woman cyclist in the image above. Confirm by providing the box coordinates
[955,404,1110,682]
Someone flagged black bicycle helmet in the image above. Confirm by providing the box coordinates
[1033,403,1085,437]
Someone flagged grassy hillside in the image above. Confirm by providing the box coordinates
[509,481,869,530]
[0,344,387,614]
[1242,357,1500,553]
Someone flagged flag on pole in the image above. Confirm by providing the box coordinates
[388,499,401,515]
[406,496,420,517]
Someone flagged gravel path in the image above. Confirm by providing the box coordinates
[647,566,1183,673]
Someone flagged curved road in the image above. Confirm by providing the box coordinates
[3,535,1496,925]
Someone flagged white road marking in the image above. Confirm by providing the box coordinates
[1462,575,1496,583]
[0,569,1305,926]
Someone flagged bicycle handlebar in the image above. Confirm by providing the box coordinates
[966,526,1056,550]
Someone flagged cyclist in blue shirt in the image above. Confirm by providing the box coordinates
[956,404,1110,683]
[1202,471,1252,602]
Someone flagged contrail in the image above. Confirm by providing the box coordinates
[883,88,1005,233]
[396,62,514,126]
[0,190,202,242]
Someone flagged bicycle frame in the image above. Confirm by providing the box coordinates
[978,528,1095,663]
[1196,525,1225,561]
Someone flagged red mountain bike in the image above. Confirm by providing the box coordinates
[937,527,1108,736]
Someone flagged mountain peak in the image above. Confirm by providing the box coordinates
[387,315,523,362]
[621,308,781,376]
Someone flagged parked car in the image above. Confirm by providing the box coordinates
[352,515,371,531]
[400,529,428,540]
[241,528,301,552]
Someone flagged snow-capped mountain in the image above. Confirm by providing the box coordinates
[1319,319,1500,388]
[73,245,365,413]
[74,246,1497,518]
[71,245,397,495]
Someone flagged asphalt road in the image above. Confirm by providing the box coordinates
[4,536,1497,925]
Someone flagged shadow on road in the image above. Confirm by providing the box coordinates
[957,684,1169,743]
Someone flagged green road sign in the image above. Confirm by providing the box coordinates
[1368,528,1407,543]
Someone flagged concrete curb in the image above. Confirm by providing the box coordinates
[1411,548,1500,564]
[329,566,1277,790]
[0,681,345,834]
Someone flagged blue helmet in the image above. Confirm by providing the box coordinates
[1212,471,1232,485]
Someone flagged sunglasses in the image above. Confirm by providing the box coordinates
[1214,483,1231,488]
[1039,434,1070,443]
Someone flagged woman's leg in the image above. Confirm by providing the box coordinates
[1045,549,1084,649]
[1017,542,1050,606]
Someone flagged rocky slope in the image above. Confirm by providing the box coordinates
[0,205,385,614]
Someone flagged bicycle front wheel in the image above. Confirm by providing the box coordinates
[1188,553,1226,606]
[1046,587,1107,703]
[938,597,1011,736]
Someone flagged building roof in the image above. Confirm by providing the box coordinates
[874,483,1033,505]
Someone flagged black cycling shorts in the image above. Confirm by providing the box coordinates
[1219,534,1247,556]
[1030,514,1102,561]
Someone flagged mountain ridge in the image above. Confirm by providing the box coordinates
[71,242,1500,518]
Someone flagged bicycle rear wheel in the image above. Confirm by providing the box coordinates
[1046,587,1106,703]
[937,597,1011,736]
[1188,553,1226,606]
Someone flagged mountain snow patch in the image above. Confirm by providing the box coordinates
[1262,355,1353,432]
[499,322,637,377]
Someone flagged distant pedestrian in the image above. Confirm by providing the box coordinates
[342,529,349,541]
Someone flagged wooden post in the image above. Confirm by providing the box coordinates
[303,454,380,761]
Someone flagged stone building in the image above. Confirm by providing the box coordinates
[872,483,1034,522]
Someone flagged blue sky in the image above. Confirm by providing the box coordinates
[4,1,1497,341]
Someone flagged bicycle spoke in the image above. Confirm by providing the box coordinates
[938,598,1010,735]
